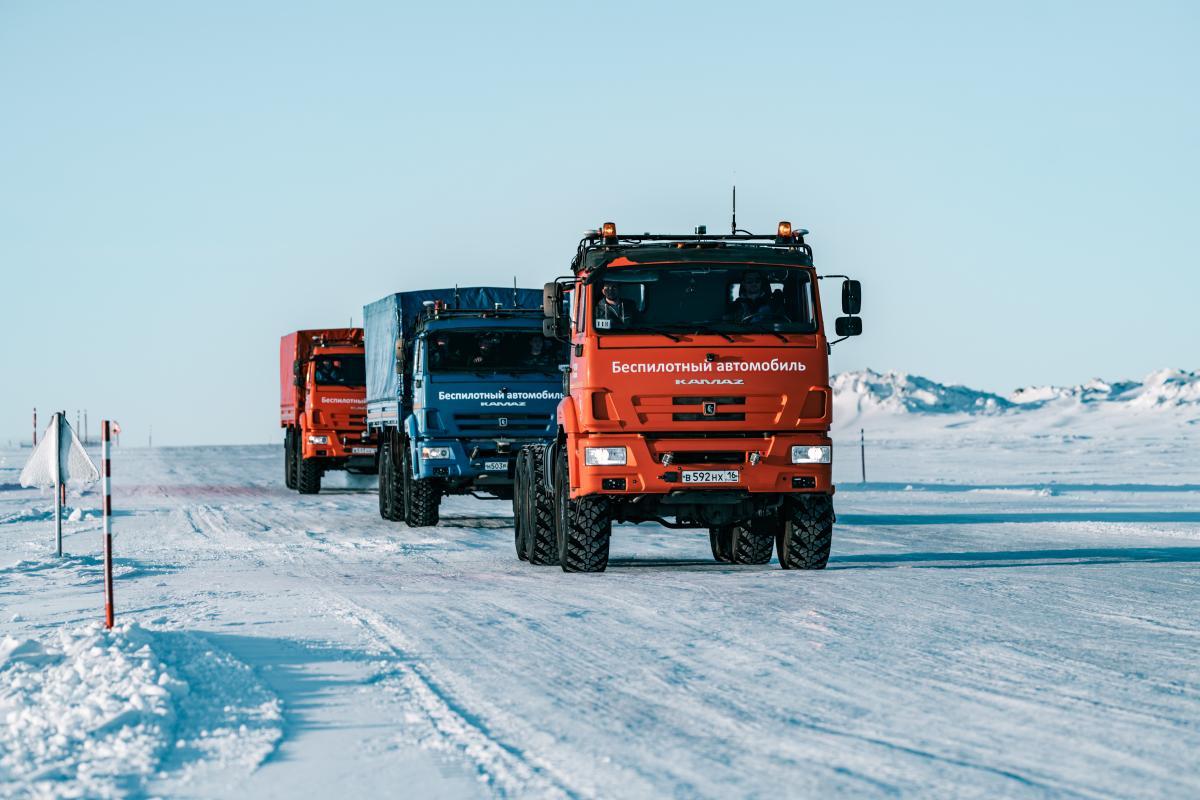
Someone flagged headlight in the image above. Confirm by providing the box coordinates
[308,435,329,445]
[790,445,831,464]
[584,446,627,466]
[421,446,451,460]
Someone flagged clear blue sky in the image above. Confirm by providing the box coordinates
[1,1,1196,446]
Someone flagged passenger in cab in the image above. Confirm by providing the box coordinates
[731,270,788,323]
[316,358,342,384]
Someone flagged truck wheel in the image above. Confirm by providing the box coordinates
[513,450,529,560]
[378,438,402,521]
[402,440,441,527]
[284,429,297,490]
[523,447,558,566]
[729,521,774,565]
[708,526,733,563]
[777,495,834,570]
[555,450,610,573]
[377,442,389,517]
[296,454,322,494]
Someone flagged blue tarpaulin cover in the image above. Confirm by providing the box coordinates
[364,287,543,406]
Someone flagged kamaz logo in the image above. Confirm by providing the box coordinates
[675,378,745,386]
[498,417,508,427]
[702,402,717,416]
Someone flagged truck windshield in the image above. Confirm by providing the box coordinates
[591,265,817,335]
[313,354,366,387]
[426,332,564,374]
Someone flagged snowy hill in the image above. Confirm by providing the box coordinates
[1008,368,1200,410]
[832,368,1200,434]
[831,370,1013,416]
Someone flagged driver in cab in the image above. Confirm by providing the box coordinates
[594,281,630,329]
[471,333,501,366]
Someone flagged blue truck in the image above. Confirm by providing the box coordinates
[364,287,564,527]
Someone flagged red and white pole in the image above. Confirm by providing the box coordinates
[102,420,114,629]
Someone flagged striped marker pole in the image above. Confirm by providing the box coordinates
[102,420,114,629]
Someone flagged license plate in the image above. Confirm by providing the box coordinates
[484,460,509,472]
[351,447,375,454]
[681,469,739,484]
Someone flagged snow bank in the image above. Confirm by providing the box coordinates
[0,623,282,798]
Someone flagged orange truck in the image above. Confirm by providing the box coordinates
[280,329,376,493]
[513,220,863,572]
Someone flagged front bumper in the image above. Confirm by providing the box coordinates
[569,433,833,498]
[301,429,377,461]
[414,437,546,485]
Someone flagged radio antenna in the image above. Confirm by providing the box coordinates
[731,185,736,235]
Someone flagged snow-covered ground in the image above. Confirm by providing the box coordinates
[2,370,1198,798]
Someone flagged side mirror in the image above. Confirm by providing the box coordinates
[841,279,862,315]
[395,339,405,374]
[543,318,560,339]
[835,316,863,337]
[543,282,560,319]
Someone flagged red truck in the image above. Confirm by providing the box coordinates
[514,220,862,572]
[280,329,376,493]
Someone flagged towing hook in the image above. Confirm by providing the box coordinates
[748,452,762,467]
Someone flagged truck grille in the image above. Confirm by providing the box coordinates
[658,451,745,465]
[452,413,553,433]
[671,395,745,422]
[671,396,746,406]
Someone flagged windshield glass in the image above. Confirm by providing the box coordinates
[425,331,564,373]
[591,265,817,334]
[313,354,366,387]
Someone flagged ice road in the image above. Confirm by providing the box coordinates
[1,441,1198,798]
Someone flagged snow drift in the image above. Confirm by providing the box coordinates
[0,623,282,799]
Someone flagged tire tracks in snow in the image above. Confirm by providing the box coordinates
[171,497,573,797]
[319,591,578,800]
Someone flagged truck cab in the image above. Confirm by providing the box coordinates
[280,329,377,494]
[514,221,863,572]
[365,289,564,527]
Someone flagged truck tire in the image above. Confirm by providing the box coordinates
[523,447,558,566]
[402,440,441,527]
[377,442,389,517]
[284,429,297,490]
[378,437,403,521]
[554,450,610,573]
[730,521,774,565]
[708,526,733,563]
[296,454,322,494]
[777,495,834,570]
[513,450,529,560]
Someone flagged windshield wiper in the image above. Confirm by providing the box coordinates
[726,321,788,342]
[629,327,681,342]
[681,325,735,342]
